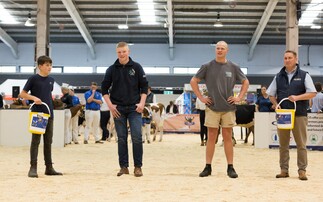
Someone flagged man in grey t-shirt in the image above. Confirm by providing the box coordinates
[190,41,249,178]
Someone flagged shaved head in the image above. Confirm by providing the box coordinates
[216,41,228,50]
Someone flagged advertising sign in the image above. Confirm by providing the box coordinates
[269,113,323,150]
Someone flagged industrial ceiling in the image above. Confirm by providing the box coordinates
[0,0,322,46]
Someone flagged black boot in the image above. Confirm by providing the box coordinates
[45,164,63,176]
[28,164,38,178]
[227,165,238,178]
[199,165,212,177]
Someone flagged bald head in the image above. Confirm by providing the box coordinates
[216,41,228,50]
[215,41,229,62]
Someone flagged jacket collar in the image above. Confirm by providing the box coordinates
[113,57,134,67]
[280,63,300,76]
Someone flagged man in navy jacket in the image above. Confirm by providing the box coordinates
[101,42,148,177]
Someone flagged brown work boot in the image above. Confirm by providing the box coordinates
[298,170,308,181]
[117,167,129,176]
[276,171,289,178]
[134,167,143,177]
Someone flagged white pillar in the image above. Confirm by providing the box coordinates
[286,0,299,55]
[36,0,50,60]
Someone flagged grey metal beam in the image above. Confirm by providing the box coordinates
[248,0,278,61]
[61,0,96,59]
[167,0,174,60]
[0,27,18,59]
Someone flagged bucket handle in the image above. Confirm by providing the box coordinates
[29,102,51,116]
[276,98,296,110]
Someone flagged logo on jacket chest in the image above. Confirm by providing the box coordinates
[129,69,135,76]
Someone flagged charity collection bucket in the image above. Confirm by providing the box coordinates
[28,102,51,135]
[275,98,296,130]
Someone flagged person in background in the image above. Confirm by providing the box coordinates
[309,82,323,113]
[100,98,110,141]
[0,92,4,109]
[84,82,104,144]
[145,86,156,104]
[196,89,208,146]
[166,100,179,114]
[61,86,73,145]
[19,55,63,178]
[101,41,148,177]
[1,92,7,108]
[190,41,249,178]
[256,85,274,112]
[69,88,81,144]
[267,50,316,180]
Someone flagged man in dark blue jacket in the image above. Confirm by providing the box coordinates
[267,50,316,181]
[101,42,148,177]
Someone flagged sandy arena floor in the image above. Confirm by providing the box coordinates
[0,133,322,202]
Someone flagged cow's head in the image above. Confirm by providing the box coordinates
[142,107,150,118]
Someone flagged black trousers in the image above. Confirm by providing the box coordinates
[100,110,110,140]
[198,109,208,142]
[30,118,53,165]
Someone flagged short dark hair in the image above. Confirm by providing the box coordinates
[314,82,322,92]
[37,55,52,66]
[91,82,97,86]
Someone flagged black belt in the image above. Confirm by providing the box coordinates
[87,109,99,111]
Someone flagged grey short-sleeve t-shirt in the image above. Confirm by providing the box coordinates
[195,59,247,112]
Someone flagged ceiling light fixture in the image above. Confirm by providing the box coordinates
[310,25,321,29]
[213,12,223,28]
[0,4,19,24]
[118,14,128,30]
[298,0,323,29]
[137,0,157,25]
[24,11,35,27]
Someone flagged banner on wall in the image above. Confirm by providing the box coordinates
[163,114,200,133]
[269,113,323,151]
[183,92,191,114]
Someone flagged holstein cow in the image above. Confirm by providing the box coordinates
[142,106,152,143]
[150,103,165,142]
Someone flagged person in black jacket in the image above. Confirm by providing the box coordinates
[166,101,178,114]
[101,42,148,177]
[145,86,156,104]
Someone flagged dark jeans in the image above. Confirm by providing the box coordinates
[198,109,208,142]
[30,118,53,166]
[100,110,110,140]
[114,105,143,168]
